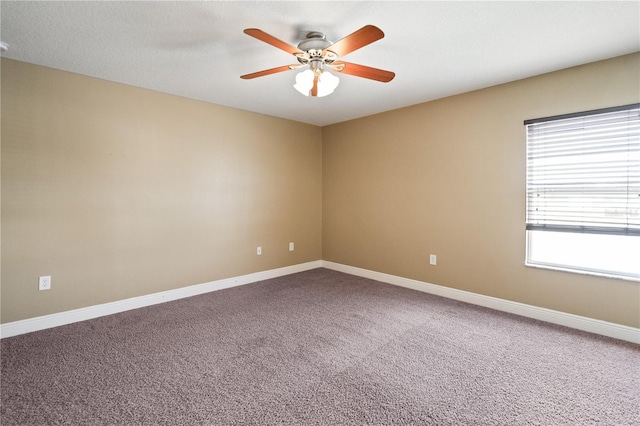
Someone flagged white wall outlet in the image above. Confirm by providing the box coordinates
[39,275,51,291]
[429,254,437,266]
[289,242,294,251]
[257,246,262,256]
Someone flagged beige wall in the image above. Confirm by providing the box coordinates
[2,53,639,328]
[1,59,322,323]
[323,52,640,328]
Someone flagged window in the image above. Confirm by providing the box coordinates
[525,104,640,281]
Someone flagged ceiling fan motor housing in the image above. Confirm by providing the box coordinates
[295,31,338,68]
[297,31,331,50]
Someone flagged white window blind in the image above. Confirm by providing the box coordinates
[525,104,640,236]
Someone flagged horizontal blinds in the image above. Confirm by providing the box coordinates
[525,104,640,236]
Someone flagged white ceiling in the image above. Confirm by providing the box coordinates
[1,1,639,126]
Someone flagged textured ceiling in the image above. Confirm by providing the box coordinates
[1,1,639,126]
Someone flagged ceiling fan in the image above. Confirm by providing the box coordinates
[240,25,395,97]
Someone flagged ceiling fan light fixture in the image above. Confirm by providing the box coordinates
[293,69,339,97]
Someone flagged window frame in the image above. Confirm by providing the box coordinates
[524,103,640,281]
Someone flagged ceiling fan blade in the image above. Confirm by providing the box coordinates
[333,62,395,83]
[240,65,300,79]
[311,74,319,96]
[244,28,302,55]
[325,25,384,57]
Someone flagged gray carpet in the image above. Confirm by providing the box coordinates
[1,268,639,425]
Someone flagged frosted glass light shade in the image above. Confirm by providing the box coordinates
[317,71,339,97]
[293,70,314,96]
[293,70,339,97]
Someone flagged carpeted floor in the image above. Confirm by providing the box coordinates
[1,268,639,425]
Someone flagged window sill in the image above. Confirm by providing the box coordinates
[525,262,640,283]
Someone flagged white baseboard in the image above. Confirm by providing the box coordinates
[3,260,638,344]
[0,260,323,339]
[322,261,640,344]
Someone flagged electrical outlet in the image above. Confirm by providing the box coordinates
[257,246,262,256]
[289,242,294,251]
[429,254,437,266]
[39,275,51,291]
